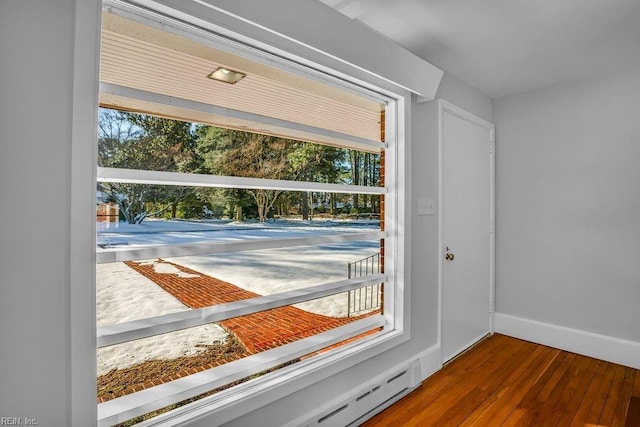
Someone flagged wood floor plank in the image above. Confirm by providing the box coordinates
[634,370,640,396]
[360,337,508,427]
[501,352,576,427]
[363,335,639,427]
[520,353,581,427]
[600,364,630,426]
[628,372,640,427]
[363,335,504,425]
[611,367,637,427]
[582,358,620,425]
[364,335,528,427]
[569,360,613,427]
[429,340,539,426]
[498,349,569,427]
[400,340,529,426]
[547,354,599,426]
[626,394,640,427]
[460,346,560,427]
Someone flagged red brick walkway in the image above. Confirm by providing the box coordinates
[125,259,375,354]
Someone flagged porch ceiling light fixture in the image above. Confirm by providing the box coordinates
[207,67,246,84]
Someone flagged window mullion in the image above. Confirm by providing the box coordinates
[97,230,384,263]
[97,166,385,195]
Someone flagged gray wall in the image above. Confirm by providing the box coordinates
[0,1,492,425]
[494,67,640,343]
[218,72,493,427]
[0,1,75,425]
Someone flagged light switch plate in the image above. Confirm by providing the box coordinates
[418,198,434,215]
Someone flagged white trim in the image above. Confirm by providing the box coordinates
[437,99,444,349]
[92,2,411,425]
[69,1,102,425]
[98,274,384,347]
[495,313,640,370]
[96,84,410,423]
[489,126,496,334]
[97,166,385,195]
[288,360,422,427]
[283,344,440,427]
[382,92,404,331]
[133,329,406,427]
[99,82,385,153]
[437,99,496,362]
[117,0,442,99]
[98,314,385,426]
[442,332,490,364]
[97,230,383,263]
[416,343,442,381]
[439,100,495,130]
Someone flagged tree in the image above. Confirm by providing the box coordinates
[97,109,198,224]
[345,150,381,213]
[98,110,358,224]
[288,143,345,219]
[196,127,296,222]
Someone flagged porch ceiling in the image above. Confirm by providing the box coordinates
[100,12,383,146]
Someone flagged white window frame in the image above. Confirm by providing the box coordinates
[71,0,412,425]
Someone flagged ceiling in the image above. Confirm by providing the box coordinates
[319,0,640,98]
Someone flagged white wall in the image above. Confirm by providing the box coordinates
[494,68,640,343]
[0,1,74,425]
[1,1,99,426]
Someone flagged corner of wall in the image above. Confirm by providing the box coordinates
[495,313,640,370]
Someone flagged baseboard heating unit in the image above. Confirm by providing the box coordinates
[286,359,422,427]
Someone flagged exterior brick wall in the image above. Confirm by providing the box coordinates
[380,109,385,312]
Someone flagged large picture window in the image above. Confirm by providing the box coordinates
[96,2,404,426]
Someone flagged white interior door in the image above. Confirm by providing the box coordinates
[440,100,495,363]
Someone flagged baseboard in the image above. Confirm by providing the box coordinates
[494,312,640,370]
[347,344,441,426]
[417,344,442,381]
[284,344,441,427]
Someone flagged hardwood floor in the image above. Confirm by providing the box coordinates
[362,334,640,427]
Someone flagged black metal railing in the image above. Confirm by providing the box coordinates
[347,252,382,317]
